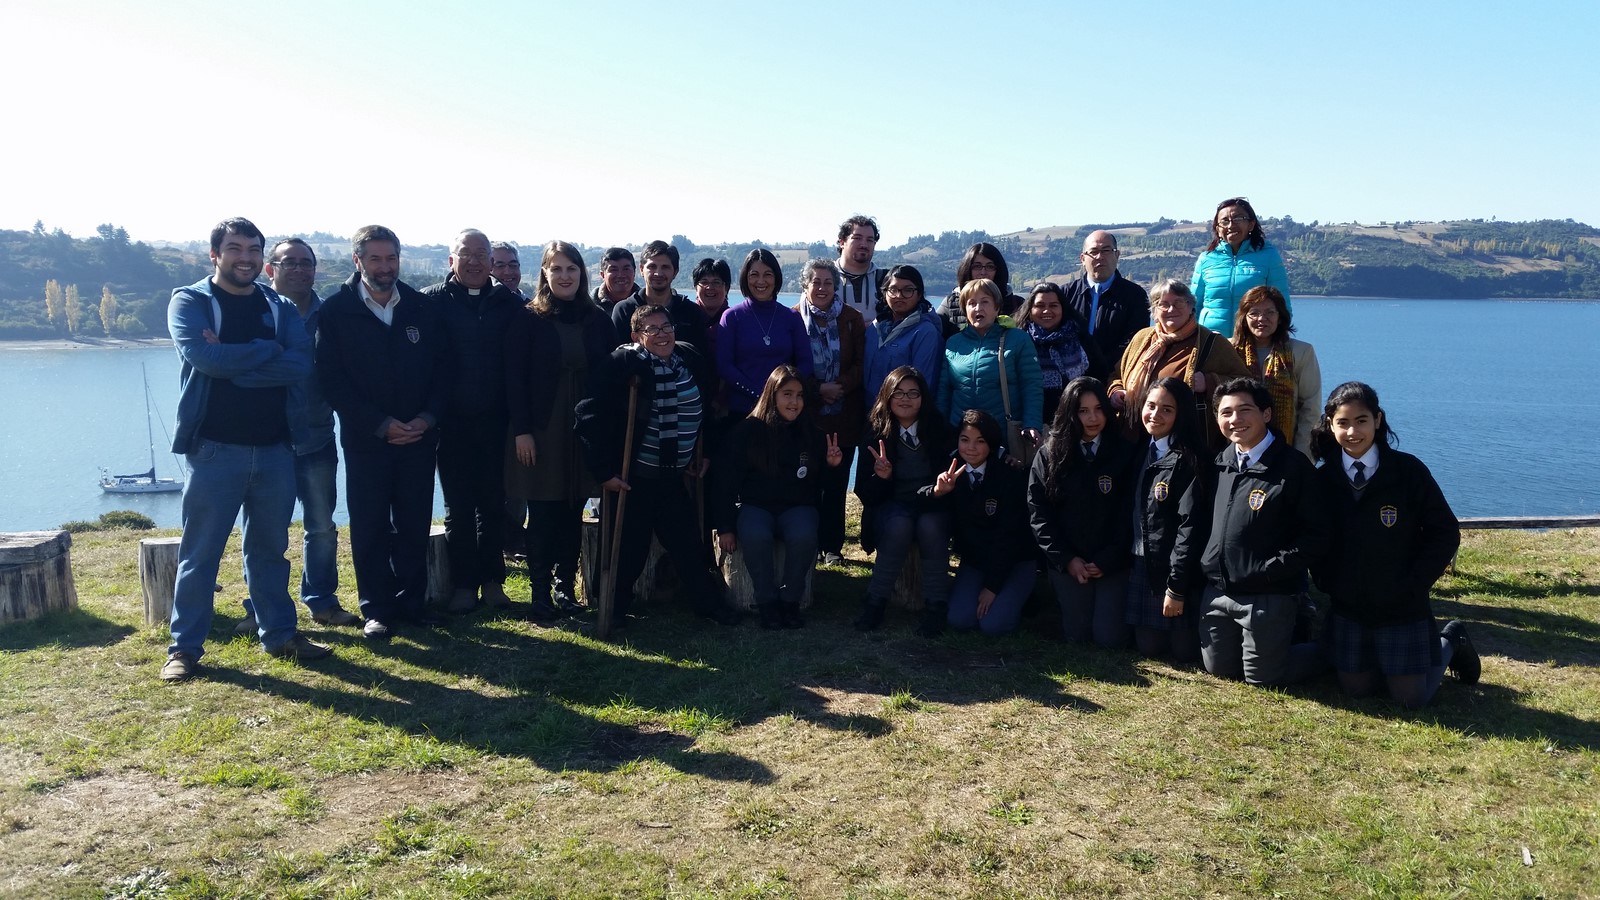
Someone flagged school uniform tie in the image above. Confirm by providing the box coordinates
[1237,451,1250,472]
[1148,442,1160,467]
[1351,460,1367,489]
[901,431,919,451]
[1083,442,1096,462]
[970,470,982,488]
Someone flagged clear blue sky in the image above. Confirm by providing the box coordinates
[6,0,1596,249]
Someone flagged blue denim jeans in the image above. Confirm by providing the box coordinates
[949,559,1037,635]
[736,504,819,607]
[169,440,298,658]
[294,440,340,613]
[866,502,950,607]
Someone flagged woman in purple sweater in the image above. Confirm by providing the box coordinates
[717,249,815,415]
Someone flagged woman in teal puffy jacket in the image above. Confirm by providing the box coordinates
[938,279,1044,459]
[1189,197,1290,338]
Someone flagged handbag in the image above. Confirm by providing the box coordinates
[996,328,1037,469]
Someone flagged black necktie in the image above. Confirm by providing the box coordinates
[901,430,918,450]
[1238,452,1250,472]
[1148,442,1160,467]
[1351,460,1367,488]
[970,470,982,488]
[1082,442,1095,462]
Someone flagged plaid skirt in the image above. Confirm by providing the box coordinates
[1330,613,1441,676]
[1124,562,1197,631]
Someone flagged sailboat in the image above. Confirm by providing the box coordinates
[100,362,184,494]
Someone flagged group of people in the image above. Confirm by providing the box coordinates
[157,203,1481,710]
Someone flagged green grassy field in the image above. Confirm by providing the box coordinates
[1,525,1596,899]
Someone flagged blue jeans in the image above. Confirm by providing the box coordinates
[948,559,1037,635]
[294,440,340,612]
[867,502,950,607]
[169,440,298,658]
[737,504,818,607]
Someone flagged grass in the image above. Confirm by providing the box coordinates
[0,523,1596,898]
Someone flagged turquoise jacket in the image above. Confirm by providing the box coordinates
[939,323,1045,431]
[1189,241,1290,338]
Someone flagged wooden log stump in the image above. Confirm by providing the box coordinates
[426,524,450,607]
[138,536,182,626]
[888,546,925,610]
[719,545,814,611]
[0,531,80,625]
[579,515,671,604]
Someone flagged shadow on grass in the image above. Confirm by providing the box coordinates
[1432,584,1600,668]
[0,607,135,651]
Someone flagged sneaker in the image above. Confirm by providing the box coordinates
[362,618,391,640]
[854,598,886,632]
[234,614,257,636]
[481,583,513,609]
[160,652,199,682]
[267,633,332,661]
[819,550,845,567]
[445,588,478,615]
[1442,620,1481,685]
[311,605,362,627]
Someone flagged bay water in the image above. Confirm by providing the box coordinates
[1,296,1595,531]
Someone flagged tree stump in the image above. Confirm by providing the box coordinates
[719,546,814,611]
[579,516,671,605]
[0,531,79,625]
[888,546,925,610]
[138,536,182,626]
[426,524,450,607]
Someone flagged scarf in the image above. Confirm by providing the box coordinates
[799,299,843,415]
[631,345,702,473]
[1240,340,1299,445]
[1025,319,1091,390]
[1128,318,1198,408]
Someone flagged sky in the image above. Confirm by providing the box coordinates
[5,0,1597,250]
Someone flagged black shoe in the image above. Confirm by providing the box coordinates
[1442,620,1481,685]
[553,593,584,616]
[854,598,886,632]
[362,619,391,640]
[818,550,845,567]
[700,604,741,626]
[757,604,782,630]
[780,604,804,629]
[918,604,946,638]
[527,598,561,622]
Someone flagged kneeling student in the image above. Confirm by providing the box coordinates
[1194,377,1328,685]
[936,409,1037,635]
[713,365,844,629]
[1311,381,1478,707]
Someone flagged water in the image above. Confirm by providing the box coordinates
[1,297,1596,530]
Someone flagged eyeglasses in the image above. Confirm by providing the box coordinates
[969,261,998,274]
[272,259,316,270]
[637,324,676,336]
[1082,247,1117,257]
[1217,216,1253,226]
[890,389,922,400]
[492,261,521,270]
[885,287,919,298]
[455,252,490,263]
[696,279,727,290]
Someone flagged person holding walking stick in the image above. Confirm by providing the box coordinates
[577,306,742,634]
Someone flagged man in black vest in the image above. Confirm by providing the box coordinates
[1061,230,1149,363]
[424,229,521,613]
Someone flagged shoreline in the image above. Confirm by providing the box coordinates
[0,337,173,351]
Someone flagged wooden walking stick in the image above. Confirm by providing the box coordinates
[596,375,640,640]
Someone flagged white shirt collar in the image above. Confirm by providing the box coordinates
[967,461,988,478]
[1343,445,1380,481]
[359,279,398,326]
[1150,436,1170,459]
[900,422,919,440]
[1236,430,1274,466]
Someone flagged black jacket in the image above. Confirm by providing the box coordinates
[574,343,714,484]
[948,460,1034,593]
[610,292,709,353]
[853,418,954,553]
[316,274,451,450]
[504,297,617,436]
[1061,272,1149,363]
[421,274,521,422]
[1134,443,1211,600]
[712,416,827,532]
[1027,431,1137,573]
[1200,436,1328,594]
[1312,447,1460,625]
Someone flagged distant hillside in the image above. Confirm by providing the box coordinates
[3,218,1594,340]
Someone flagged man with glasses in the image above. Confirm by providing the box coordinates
[423,229,521,614]
[1062,230,1149,361]
[609,240,708,351]
[592,247,639,315]
[161,218,330,680]
[231,239,361,636]
[490,241,524,300]
[576,306,739,631]
[835,215,888,323]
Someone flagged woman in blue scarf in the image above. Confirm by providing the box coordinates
[796,258,865,567]
[1019,282,1106,421]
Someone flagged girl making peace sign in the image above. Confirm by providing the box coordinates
[934,409,1037,635]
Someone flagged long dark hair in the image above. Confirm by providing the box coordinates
[1310,381,1397,464]
[739,248,782,300]
[1204,197,1268,253]
[1043,376,1112,500]
[957,242,1010,293]
[746,365,814,473]
[867,365,939,440]
[1141,377,1205,471]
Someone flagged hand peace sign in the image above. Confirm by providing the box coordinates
[825,433,844,467]
[932,457,964,497]
[867,439,893,480]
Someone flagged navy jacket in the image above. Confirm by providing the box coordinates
[421,273,521,422]
[316,274,451,451]
[948,460,1034,593]
[1200,436,1327,594]
[1133,444,1211,600]
[1061,272,1150,363]
[712,416,827,531]
[1028,431,1137,574]
[504,297,617,437]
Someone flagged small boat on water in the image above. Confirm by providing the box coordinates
[100,363,183,495]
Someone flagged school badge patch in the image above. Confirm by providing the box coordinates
[1098,475,1113,494]
[1153,481,1169,501]
[984,499,998,516]
[1248,489,1266,511]
[405,325,420,344]
[1380,505,1399,527]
